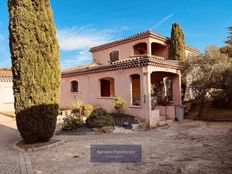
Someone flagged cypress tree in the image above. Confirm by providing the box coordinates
[168,23,186,61]
[8,0,60,143]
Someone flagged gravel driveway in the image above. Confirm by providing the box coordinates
[29,120,232,174]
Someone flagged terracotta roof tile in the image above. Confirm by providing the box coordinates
[62,63,100,73]
[61,56,183,77]
[0,69,12,82]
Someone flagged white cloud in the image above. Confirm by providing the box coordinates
[58,26,128,69]
[150,13,175,29]
[57,26,116,51]
[61,50,92,69]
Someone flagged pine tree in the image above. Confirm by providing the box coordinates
[8,0,60,143]
[225,26,232,45]
[168,23,186,61]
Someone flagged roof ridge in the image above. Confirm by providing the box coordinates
[90,29,199,53]
[90,30,157,52]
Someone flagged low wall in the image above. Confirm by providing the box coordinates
[150,110,160,127]
[155,105,176,120]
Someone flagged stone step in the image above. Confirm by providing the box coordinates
[132,123,147,131]
[158,120,168,127]
[166,119,174,123]
[158,119,174,127]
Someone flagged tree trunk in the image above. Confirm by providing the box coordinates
[198,90,206,118]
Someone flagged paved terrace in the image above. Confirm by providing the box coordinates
[0,114,33,174]
[1,113,232,174]
[31,120,232,174]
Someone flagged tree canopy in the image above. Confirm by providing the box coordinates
[184,46,232,116]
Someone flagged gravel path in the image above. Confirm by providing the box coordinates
[29,120,232,174]
[0,114,33,174]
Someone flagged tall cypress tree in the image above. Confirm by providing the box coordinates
[8,0,60,143]
[168,23,186,61]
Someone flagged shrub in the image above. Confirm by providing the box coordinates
[112,96,125,113]
[86,108,115,128]
[62,113,84,131]
[71,100,93,117]
[82,104,94,117]
[72,99,83,115]
[110,113,139,129]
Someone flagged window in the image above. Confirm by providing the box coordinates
[3,87,14,103]
[131,74,141,106]
[109,50,119,62]
[100,77,115,97]
[70,80,79,92]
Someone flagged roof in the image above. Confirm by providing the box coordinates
[90,29,199,53]
[0,68,12,82]
[62,56,183,77]
[62,63,100,73]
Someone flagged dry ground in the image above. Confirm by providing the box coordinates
[29,120,232,174]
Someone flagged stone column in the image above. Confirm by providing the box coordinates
[142,67,151,126]
[172,73,182,105]
[147,39,152,56]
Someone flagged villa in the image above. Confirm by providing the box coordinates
[61,29,199,127]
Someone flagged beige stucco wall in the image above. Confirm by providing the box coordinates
[0,82,14,112]
[61,65,181,126]
[92,37,196,65]
[62,67,151,120]
[92,38,150,65]
[61,67,150,122]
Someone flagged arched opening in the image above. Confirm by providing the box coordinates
[133,42,147,56]
[130,74,141,106]
[150,72,176,107]
[151,42,168,58]
[70,80,79,92]
[109,50,119,62]
[99,77,115,97]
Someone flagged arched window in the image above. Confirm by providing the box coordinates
[109,50,119,62]
[133,42,147,55]
[70,80,79,92]
[99,77,115,97]
[130,74,141,106]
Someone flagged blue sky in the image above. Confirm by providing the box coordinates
[0,0,232,69]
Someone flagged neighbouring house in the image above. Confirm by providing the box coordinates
[61,29,199,127]
[0,68,14,112]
